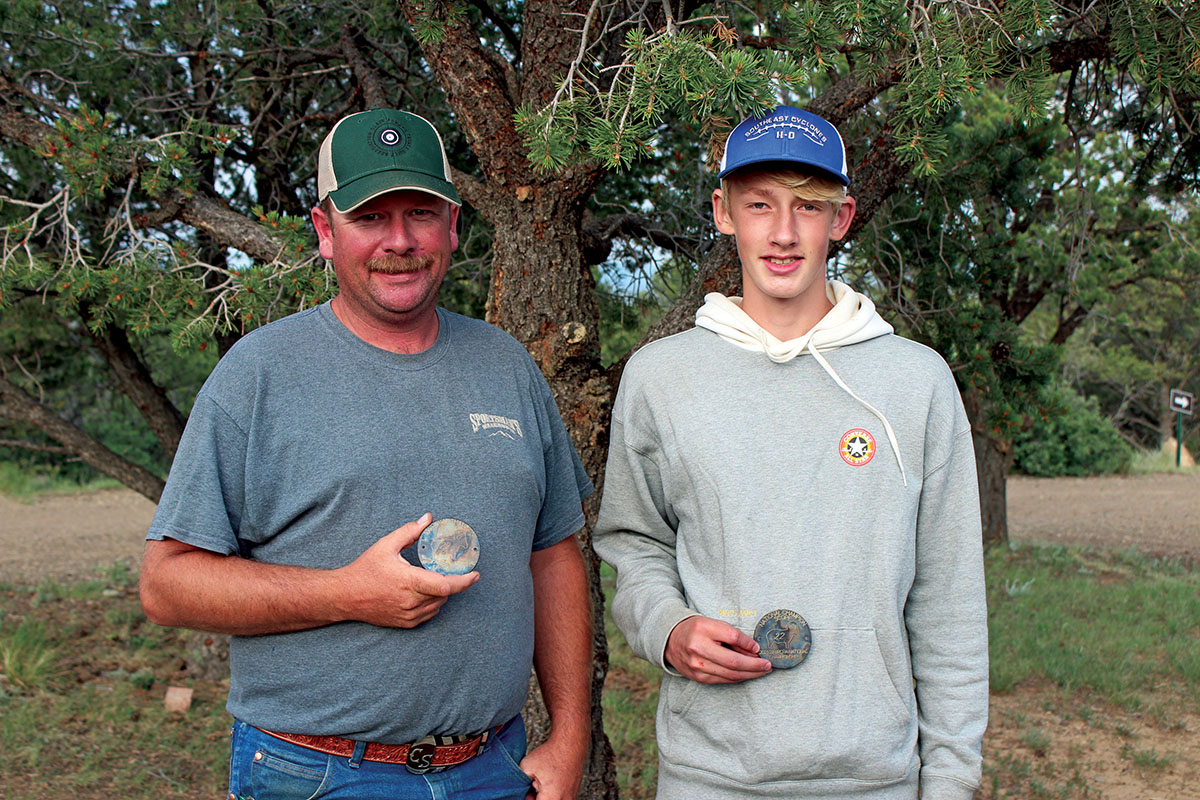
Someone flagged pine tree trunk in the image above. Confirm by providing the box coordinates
[400,3,621,793]
[963,388,1013,546]
[972,429,1012,546]
[483,187,619,799]
[1160,385,1174,448]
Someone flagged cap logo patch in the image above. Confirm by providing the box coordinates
[370,119,411,156]
[839,428,876,466]
[744,113,828,147]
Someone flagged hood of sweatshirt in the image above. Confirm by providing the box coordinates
[694,280,909,485]
[694,279,893,360]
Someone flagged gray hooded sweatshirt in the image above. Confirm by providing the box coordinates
[594,281,988,799]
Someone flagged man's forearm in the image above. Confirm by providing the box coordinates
[530,535,593,754]
[139,538,357,635]
[139,518,477,636]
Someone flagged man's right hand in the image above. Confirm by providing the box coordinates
[140,513,479,636]
[338,512,479,628]
[664,615,772,684]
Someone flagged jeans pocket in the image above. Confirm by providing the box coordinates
[488,718,535,788]
[229,722,332,800]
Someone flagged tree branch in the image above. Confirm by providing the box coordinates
[0,91,296,264]
[0,438,73,455]
[397,0,523,183]
[1042,34,1112,74]
[0,84,55,149]
[75,305,186,459]
[175,192,294,262]
[340,24,387,108]
[1050,303,1091,345]
[464,0,522,58]
[0,374,165,501]
[607,234,741,383]
[837,127,911,249]
[581,211,705,265]
[450,166,489,211]
[806,60,904,127]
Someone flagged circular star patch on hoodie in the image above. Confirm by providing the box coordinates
[840,428,876,466]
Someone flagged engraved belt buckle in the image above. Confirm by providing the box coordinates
[405,736,439,774]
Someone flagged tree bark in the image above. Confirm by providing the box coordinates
[401,3,618,794]
[963,387,1013,546]
[78,313,186,459]
[0,374,164,501]
[474,189,616,800]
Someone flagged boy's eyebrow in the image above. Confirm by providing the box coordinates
[738,185,827,205]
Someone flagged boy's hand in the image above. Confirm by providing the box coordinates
[665,616,772,684]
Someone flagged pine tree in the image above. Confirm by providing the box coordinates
[2,2,1198,794]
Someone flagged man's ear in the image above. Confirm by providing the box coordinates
[830,195,857,242]
[312,205,335,260]
[448,203,461,252]
[712,188,737,236]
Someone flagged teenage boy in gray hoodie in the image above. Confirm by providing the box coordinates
[593,107,989,800]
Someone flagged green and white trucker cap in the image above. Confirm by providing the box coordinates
[317,108,461,212]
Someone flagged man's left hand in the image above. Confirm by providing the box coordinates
[519,735,585,800]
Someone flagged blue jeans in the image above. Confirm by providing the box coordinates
[228,716,533,800]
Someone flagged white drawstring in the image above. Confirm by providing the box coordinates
[694,285,907,486]
[807,342,909,487]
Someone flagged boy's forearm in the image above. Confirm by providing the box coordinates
[909,426,989,788]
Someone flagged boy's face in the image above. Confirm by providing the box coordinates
[713,169,855,326]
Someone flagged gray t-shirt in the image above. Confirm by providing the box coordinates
[148,303,592,742]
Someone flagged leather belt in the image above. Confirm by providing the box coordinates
[255,724,502,774]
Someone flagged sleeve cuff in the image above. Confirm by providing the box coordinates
[919,774,979,800]
[649,609,701,675]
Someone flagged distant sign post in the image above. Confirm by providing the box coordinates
[1169,389,1194,468]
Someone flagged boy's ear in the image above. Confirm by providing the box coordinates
[712,188,737,235]
[830,195,857,241]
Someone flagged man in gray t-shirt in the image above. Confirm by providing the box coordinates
[140,108,593,800]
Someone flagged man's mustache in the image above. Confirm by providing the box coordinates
[367,254,434,273]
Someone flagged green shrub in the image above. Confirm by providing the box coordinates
[1013,384,1133,476]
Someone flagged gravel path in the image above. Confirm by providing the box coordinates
[0,472,1197,585]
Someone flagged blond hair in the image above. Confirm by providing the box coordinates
[719,169,846,215]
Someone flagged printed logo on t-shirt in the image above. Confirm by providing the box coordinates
[839,428,875,466]
[469,413,524,440]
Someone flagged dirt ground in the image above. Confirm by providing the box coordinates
[1003,472,1200,564]
[0,488,157,586]
[1,472,1198,799]
[3,472,1196,584]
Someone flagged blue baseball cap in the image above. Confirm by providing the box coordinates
[718,106,849,186]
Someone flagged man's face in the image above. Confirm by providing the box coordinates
[713,169,855,322]
[311,190,460,330]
